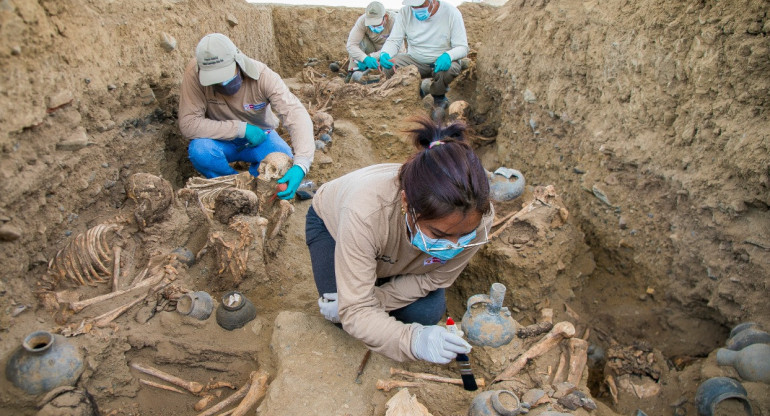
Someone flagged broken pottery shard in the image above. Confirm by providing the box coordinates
[556,393,581,410]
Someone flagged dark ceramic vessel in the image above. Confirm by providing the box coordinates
[695,377,753,416]
[215,291,257,330]
[5,331,84,395]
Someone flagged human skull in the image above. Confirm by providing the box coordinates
[257,152,292,181]
[448,100,470,122]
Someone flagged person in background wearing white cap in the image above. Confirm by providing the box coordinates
[345,1,398,78]
[179,33,314,200]
[378,0,468,109]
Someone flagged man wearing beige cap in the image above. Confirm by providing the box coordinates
[179,33,314,200]
[345,1,398,76]
[378,0,468,109]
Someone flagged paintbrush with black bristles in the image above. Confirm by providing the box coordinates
[446,317,478,391]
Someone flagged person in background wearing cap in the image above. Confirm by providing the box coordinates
[179,33,314,200]
[307,116,493,363]
[345,1,398,79]
[378,0,468,109]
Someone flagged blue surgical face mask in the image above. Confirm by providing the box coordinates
[413,6,430,21]
[405,212,479,261]
[369,24,385,33]
[214,70,242,96]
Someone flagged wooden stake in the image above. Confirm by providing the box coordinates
[355,350,372,384]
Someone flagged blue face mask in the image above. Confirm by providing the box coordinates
[214,70,242,96]
[369,24,385,33]
[413,6,430,21]
[406,212,479,261]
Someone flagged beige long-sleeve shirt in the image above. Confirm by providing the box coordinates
[311,164,493,361]
[178,57,314,173]
[346,11,398,64]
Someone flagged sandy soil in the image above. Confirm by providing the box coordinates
[0,0,768,415]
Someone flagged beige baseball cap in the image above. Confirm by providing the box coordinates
[196,33,239,86]
[364,1,386,26]
[403,0,426,6]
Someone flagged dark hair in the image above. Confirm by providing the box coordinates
[398,116,490,221]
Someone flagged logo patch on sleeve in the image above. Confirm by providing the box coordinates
[424,256,446,265]
[244,102,267,111]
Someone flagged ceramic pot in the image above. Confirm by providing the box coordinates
[468,390,527,416]
[215,291,256,330]
[716,343,770,383]
[729,322,759,339]
[488,168,526,202]
[462,283,518,347]
[176,291,214,320]
[726,327,770,351]
[5,331,84,395]
[695,377,753,416]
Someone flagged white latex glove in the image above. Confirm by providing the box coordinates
[317,293,340,324]
[411,324,472,364]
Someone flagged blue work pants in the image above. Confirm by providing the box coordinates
[187,130,293,178]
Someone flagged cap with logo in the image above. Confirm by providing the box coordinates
[196,33,239,86]
[364,1,386,26]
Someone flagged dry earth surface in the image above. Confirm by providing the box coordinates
[0,0,768,415]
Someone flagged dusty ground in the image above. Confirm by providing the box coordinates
[0,0,769,415]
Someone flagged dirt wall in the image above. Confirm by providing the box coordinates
[470,0,770,351]
[1,0,769,414]
[0,0,282,306]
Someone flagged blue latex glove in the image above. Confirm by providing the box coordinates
[276,165,305,200]
[363,56,379,70]
[357,61,367,71]
[379,52,394,70]
[244,124,267,147]
[318,293,340,323]
[411,324,472,364]
[434,53,452,72]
